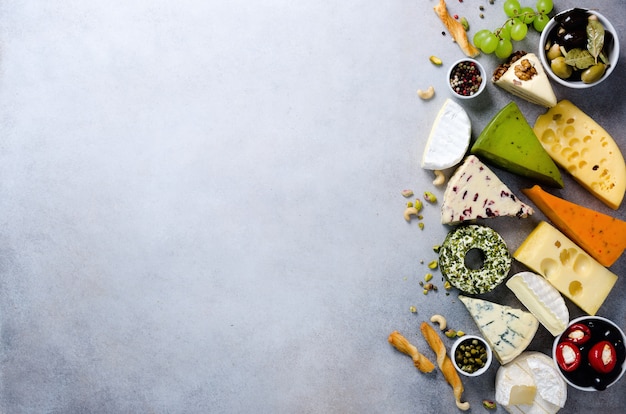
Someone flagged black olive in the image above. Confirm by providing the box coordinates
[555,8,589,31]
[558,30,587,49]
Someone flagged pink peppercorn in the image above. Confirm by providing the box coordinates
[449,61,483,97]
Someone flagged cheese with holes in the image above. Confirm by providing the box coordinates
[459,295,538,365]
[513,221,618,315]
[522,184,626,267]
[421,98,472,170]
[441,155,534,224]
[533,100,626,209]
[496,352,567,414]
[506,271,569,336]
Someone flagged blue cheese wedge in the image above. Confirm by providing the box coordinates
[441,155,534,224]
[421,99,471,170]
[492,51,557,108]
[459,295,539,365]
[506,272,569,336]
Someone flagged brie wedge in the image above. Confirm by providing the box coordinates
[421,98,471,170]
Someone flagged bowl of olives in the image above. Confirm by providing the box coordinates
[539,8,619,88]
[451,334,492,377]
[552,316,626,391]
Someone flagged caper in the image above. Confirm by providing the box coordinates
[581,62,607,84]
[546,43,562,61]
[550,57,573,80]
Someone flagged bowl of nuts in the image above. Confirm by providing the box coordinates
[447,58,486,99]
[539,8,619,88]
[451,334,493,377]
[552,316,626,391]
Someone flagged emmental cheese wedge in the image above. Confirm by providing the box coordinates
[522,185,626,267]
[506,271,569,336]
[514,221,618,316]
[459,295,538,365]
[533,100,626,209]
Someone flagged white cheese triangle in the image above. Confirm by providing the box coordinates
[459,295,538,365]
[493,52,557,108]
[421,99,471,170]
[441,155,534,224]
[506,271,569,336]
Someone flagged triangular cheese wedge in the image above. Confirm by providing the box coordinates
[471,101,563,188]
[533,100,626,209]
[459,295,538,365]
[492,51,557,108]
[421,98,471,170]
[441,155,534,224]
[522,185,626,266]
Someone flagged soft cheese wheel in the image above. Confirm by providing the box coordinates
[496,352,567,414]
[506,271,569,336]
[533,100,626,209]
[421,99,471,170]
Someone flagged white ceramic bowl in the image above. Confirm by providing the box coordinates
[450,334,492,377]
[539,8,619,88]
[552,316,626,391]
[446,58,487,99]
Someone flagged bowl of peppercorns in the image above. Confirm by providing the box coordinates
[451,334,493,377]
[447,58,486,99]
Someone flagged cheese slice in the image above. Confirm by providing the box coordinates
[459,295,538,365]
[441,155,534,224]
[522,184,626,267]
[506,271,569,336]
[421,98,471,170]
[492,52,557,108]
[514,221,618,315]
[533,100,626,209]
[471,101,563,188]
[496,352,567,414]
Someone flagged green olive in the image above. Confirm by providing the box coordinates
[550,57,573,80]
[581,62,607,84]
[546,43,562,61]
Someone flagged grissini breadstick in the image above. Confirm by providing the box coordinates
[433,0,480,58]
[388,331,436,373]
[420,322,470,411]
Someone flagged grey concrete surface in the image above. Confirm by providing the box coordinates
[0,1,625,413]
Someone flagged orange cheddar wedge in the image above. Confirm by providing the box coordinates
[522,185,626,267]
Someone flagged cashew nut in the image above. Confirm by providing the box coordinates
[417,86,435,100]
[432,169,446,186]
[430,314,447,331]
[403,206,419,221]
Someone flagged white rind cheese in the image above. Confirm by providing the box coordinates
[493,52,557,108]
[496,352,567,414]
[441,155,534,224]
[421,99,471,170]
[459,295,538,365]
[506,272,569,336]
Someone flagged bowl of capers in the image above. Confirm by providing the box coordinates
[451,334,493,377]
[539,8,619,88]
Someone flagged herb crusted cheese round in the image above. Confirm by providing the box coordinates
[439,225,511,294]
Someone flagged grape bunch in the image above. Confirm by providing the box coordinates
[473,0,554,59]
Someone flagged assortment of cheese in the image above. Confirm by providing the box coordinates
[392,57,626,411]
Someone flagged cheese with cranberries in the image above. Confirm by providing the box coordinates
[441,155,534,224]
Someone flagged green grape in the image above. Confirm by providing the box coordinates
[510,19,528,41]
[495,38,514,59]
[473,29,492,49]
[503,0,521,18]
[495,24,511,41]
[536,0,554,14]
[481,32,499,54]
[519,7,536,24]
[533,13,550,32]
